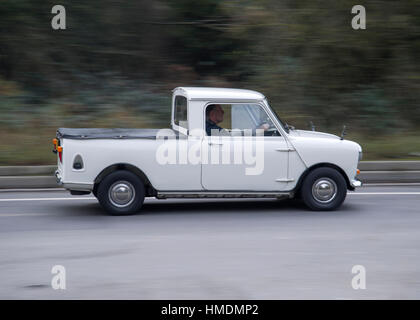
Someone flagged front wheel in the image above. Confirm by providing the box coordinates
[300,167,347,211]
[97,170,145,215]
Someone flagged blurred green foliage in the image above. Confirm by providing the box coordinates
[0,0,419,164]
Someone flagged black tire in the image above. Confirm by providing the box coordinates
[300,167,347,211]
[97,170,145,215]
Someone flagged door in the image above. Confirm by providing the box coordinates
[201,103,290,191]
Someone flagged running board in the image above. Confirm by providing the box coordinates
[156,191,293,199]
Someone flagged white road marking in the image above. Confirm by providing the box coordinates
[0,213,50,217]
[363,183,420,186]
[0,197,96,202]
[0,188,65,192]
[0,193,419,202]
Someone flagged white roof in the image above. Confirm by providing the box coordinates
[174,87,265,101]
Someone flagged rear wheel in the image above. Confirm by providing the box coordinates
[97,170,145,215]
[300,167,347,211]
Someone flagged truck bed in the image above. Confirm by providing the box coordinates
[57,128,167,140]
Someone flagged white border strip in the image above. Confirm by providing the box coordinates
[349,192,420,195]
[0,188,65,192]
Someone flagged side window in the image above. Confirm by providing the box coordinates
[205,104,280,136]
[174,96,188,129]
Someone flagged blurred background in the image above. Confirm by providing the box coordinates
[0,0,419,165]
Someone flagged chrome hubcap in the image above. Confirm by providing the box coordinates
[109,181,135,208]
[312,178,337,203]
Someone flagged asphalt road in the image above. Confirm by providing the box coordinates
[0,185,419,299]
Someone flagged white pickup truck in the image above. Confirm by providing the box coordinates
[53,87,362,215]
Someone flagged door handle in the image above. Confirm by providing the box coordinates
[276,147,295,152]
[208,142,224,146]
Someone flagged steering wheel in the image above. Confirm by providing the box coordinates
[264,127,279,136]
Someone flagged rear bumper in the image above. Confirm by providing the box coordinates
[55,170,93,191]
[63,183,93,191]
[55,170,62,185]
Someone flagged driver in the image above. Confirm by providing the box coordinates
[206,104,225,136]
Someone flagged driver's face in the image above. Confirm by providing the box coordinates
[210,105,224,124]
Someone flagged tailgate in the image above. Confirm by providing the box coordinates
[52,135,63,184]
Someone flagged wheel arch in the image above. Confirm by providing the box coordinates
[294,162,352,195]
[93,163,156,197]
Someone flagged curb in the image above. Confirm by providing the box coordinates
[0,176,58,189]
[358,161,420,171]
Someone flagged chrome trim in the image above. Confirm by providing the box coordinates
[156,191,292,199]
[62,182,94,191]
[275,178,294,182]
[351,179,363,188]
[311,178,337,203]
[276,148,295,152]
[108,181,135,208]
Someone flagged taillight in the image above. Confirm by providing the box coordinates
[57,146,63,163]
[52,138,58,154]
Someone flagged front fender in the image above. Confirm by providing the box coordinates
[288,136,362,186]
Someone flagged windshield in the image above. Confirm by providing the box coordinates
[264,99,290,134]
